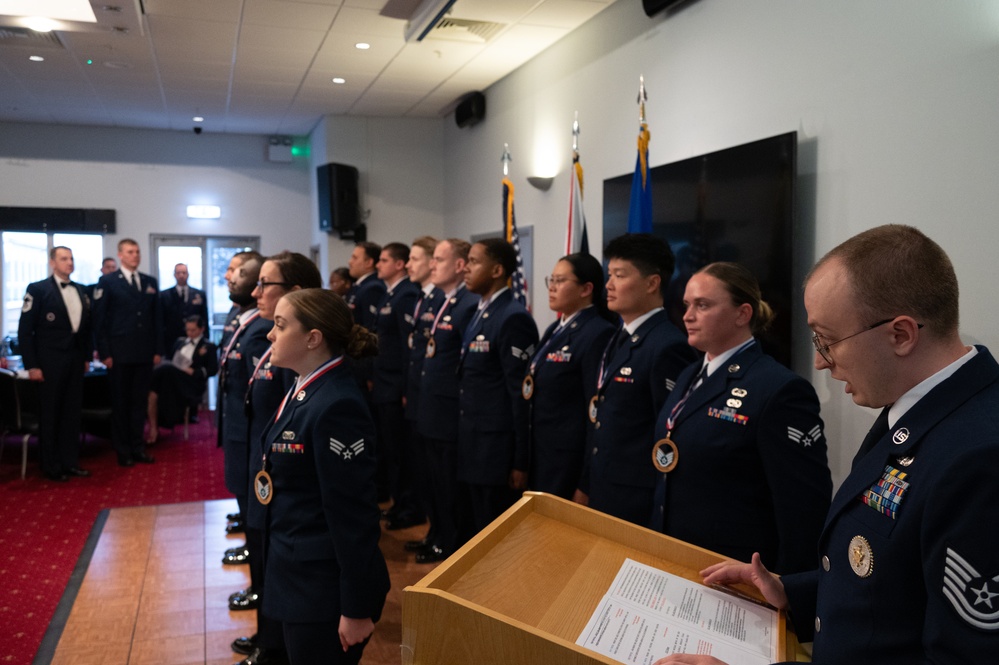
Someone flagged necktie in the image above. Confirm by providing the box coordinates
[131,273,139,291]
[852,407,890,467]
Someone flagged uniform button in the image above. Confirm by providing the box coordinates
[599,395,605,402]
[814,616,821,633]
[595,422,601,429]
[822,555,830,571]
[592,447,598,455]
[421,371,425,376]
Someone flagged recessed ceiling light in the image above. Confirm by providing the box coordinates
[193,116,204,123]
[29,55,45,62]
[332,77,346,85]
[24,17,58,32]
[354,42,370,50]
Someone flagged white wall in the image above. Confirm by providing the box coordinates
[0,123,313,262]
[311,116,446,278]
[441,0,999,487]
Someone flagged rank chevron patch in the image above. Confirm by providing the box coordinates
[329,437,365,460]
[787,424,823,447]
[943,547,999,630]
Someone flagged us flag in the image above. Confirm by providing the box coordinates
[502,176,529,308]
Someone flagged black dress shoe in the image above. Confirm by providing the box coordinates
[44,471,69,482]
[64,466,91,477]
[415,545,448,564]
[224,544,248,557]
[226,520,245,534]
[229,586,253,603]
[227,512,243,522]
[231,634,257,655]
[222,547,250,565]
[404,537,431,552]
[133,452,155,464]
[385,514,427,531]
[229,588,260,610]
[238,647,289,665]
[118,457,134,467]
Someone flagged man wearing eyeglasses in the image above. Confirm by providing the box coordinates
[657,225,999,665]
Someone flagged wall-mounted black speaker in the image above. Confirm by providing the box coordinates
[642,0,692,17]
[455,92,486,128]
[317,163,360,233]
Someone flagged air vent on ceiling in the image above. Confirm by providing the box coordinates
[0,26,65,49]
[425,17,504,44]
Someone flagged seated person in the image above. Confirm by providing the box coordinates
[146,315,218,443]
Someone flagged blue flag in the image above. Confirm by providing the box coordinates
[627,122,652,233]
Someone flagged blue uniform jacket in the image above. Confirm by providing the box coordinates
[528,307,616,498]
[244,348,296,531]
[415,286,478,442]
[346,273,386,331]
[260,360,390,624]
[92,269,161,363]
[780,345,999,664]
[651,342,831,574]
[584,310,696,521]
[405,287,445,421]
[220,312,273,495]
[457,289,539,485]
[372,277,420,404]
[18,276,92,368]
[159,285,208,350]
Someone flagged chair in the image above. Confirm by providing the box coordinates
[80,371,113,441]
[0,368,41,480]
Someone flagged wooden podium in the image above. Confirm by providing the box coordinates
[402,492,803,664]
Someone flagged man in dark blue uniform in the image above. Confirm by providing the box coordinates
[18,246,93,481]
[93,238,161,467]
[458,238,538,536]
[345,241,385,331]
[402,236,444,549]
[159,262,208,352]
[217,251,270,551]
[675,225,999,665]
[415,239,478,562]
[579,233,696,526]
[372,242,423,529]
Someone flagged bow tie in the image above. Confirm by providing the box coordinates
[60,281,71,289]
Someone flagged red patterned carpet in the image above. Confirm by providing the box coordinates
[0,415,229,665]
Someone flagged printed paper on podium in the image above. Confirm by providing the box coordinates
[576,558,778,665]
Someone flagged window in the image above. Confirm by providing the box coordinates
[1,232,104,339]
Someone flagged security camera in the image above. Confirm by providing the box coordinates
[193,126,202,135]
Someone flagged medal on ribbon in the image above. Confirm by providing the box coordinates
[521,374,534,400]
[254,469,273,505]
[652,435,679,473]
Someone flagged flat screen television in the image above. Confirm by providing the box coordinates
[602,131,797,367]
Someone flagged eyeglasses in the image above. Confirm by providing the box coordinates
[544,275,578,289]
[255,281,291,290]
[811,317,923,364]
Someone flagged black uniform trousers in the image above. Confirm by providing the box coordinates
[36,348,84,475]
[109,361,153,461]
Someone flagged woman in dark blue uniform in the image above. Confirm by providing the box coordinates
[526,253,616,498]
[259,288,389,665]
[229,252,323,663]
[650,262,832,574]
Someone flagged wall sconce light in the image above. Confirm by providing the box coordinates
[187,205,221,219]
[527,176,554,191]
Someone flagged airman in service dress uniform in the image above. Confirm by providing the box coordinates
[662,226,999,665]
[650,263,831,575]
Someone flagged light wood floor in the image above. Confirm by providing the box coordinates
[48,499,435,665]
